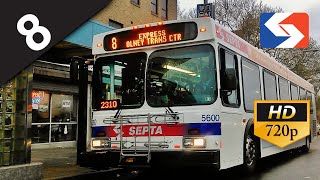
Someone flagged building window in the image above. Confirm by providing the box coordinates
[161,0,168,19]
[131,0,139,5]
[31,90,77,144]
[109,19,123,29]
[151,0,158,14]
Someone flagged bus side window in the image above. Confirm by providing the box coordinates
[279,77,290,100]
[219,48,240,107]
[299,88,306,100]
[263,70,277,100]
[290,84,299,100]
[241,58,261,111]
[307,91,314,114]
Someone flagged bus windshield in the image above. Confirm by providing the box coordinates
[146,45,217,107]
[93,45,217,110]
[93,52,147,110]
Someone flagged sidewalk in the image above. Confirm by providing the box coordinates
[31,147,96,180]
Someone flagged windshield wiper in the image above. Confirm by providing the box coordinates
[165,107,179,120]
[165,106,174,114]
[113,104,140,119]
[114,109,122,119]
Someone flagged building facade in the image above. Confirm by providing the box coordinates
[0,67,32,166]
[31,0,177,149]
[94,0,177,28]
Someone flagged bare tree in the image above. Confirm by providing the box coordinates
[177,1,185,20]
[178,0,320,95]
[177,2,197,20]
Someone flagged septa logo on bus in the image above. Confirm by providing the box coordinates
[93,123,222,137]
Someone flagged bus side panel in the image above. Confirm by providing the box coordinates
[220,110,244,169]
[311,93,317,141]
[260,138,305,158]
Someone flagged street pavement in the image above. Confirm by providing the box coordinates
[31,147,94,179]
[32,138,320,180]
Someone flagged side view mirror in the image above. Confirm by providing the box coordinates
[70,59,79,83]
[221,68,237,91]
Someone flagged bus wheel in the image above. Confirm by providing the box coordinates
[301,136,310,153]
[243,134,258,173]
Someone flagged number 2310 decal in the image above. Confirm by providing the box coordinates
[201,114,220,122]
[100,99,120,110]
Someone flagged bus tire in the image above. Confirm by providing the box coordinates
[243,133,259,173]
[301,136,310,153]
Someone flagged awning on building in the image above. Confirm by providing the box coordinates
[64,20,115,48]
[38,20,114,64]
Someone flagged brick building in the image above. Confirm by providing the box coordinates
[94,0,177,28]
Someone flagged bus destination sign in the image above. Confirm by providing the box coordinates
[104,22,198,51]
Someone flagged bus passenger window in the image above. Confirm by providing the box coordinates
[279,77,290,100]
[290,84,299,100]
[241,59,261,111]
[263,71,277,100]
[219,48,240,107]
[307,91,314,114]
[299,88,306,100]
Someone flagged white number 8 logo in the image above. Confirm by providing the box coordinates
[17,14,51,51]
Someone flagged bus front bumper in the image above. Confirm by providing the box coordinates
[79,150,220,169]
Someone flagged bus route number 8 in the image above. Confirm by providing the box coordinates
[17,14,51,51]
[111,37,118,50]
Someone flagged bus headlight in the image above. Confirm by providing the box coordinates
[194,138,205,146]
[92,138,111,148]
[183,137,206,148]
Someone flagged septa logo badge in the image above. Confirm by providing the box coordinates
[260,13,309,48]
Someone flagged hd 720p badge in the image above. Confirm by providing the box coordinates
[254,100,310,148]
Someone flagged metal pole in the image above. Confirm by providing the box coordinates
[204,0,208,4]
[214,0,217,19]
[110,64,115,99]
[74,57,88,166]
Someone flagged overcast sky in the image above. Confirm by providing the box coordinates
[178,0,320,43]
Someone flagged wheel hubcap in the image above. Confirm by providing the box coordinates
[246,135,256,166]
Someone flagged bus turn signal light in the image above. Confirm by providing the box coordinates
[200,28,207,32]
[96,131,106,137]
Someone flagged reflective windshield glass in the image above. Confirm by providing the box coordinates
[146,45,217,107]
[93,52,147,109]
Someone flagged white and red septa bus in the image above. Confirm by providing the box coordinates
[77,18,317,171]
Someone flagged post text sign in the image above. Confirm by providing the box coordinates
[254,100,310,148]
